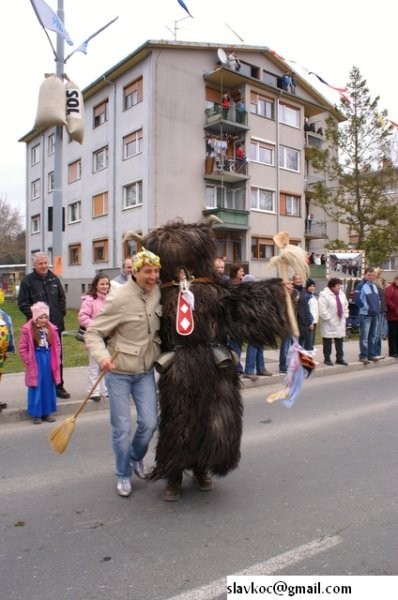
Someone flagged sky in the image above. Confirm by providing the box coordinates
[1,0,397,216]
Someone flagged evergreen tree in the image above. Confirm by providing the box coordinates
[310,65,398,266]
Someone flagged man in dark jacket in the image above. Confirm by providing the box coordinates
[18,252,70,398]
[292,273,314,350]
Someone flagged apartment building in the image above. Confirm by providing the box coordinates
[20,40,346,307]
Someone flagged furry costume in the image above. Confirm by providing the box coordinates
[130,219,292,482]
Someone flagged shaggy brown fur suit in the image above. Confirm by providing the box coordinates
[143,219,291,482]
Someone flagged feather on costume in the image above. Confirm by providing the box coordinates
[129,219,292,482]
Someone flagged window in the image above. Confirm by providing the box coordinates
[93,239,109,263]
[249,139,274,165]
[382,256,396,271]
[281,193,301,216]
[92,192,108,217]
[251,237,275,260]
[48,171,54,193]
[68,159,82,183]
[31,179,40,200]
[214,233,242,263]
[68,201,81,223]
[250,92,274,119]
[68,244,81,265]
[250,187,275,212]
[93,146,109,172]
[123,129,143,159]
[279,103,300,128]
[205,184,245,211]
[48,134,55,155]
[31,214,40,234]
[31,144,40,166]
[93,99,108,128]
[279,145,299,171]
[47,206,65,232]
[124,235,141,258]
[205,185,217,209]
[123,78,143,110]
[123,181,142,209]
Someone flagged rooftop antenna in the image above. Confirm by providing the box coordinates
[225,22,244,43]
[165,15,191,40]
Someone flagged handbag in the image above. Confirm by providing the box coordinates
[75,325,86,342]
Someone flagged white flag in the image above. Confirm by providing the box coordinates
[30,0,73,46]
[73,17,118,56]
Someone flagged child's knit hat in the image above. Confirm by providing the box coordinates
[31,302,50,322]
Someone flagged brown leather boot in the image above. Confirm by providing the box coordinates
[162,474,182,502]
[193,471,214,491]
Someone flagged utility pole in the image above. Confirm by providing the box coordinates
[31,1,117,275]
[52,0,65,277]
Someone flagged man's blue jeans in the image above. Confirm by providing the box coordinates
[244,344,265,374]
[359,314,378,359]
[374,313,387,356]
[228,338,243,373]
[106,369,158,478]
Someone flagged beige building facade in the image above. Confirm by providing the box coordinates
[20,41,346,307]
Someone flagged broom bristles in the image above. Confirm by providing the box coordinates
[48,416,76,454]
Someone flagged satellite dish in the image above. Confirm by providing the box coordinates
[217,48,227,64]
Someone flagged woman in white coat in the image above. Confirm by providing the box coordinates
[318,277,349,366]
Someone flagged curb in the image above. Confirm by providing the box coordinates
[1,357,396,424]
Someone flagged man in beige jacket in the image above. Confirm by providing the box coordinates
[85,249,161,498]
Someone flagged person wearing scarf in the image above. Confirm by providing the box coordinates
[318,278,349,366]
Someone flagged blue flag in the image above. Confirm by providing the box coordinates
[177,0,193,18]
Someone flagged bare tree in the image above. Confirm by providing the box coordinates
[0,195,25,264]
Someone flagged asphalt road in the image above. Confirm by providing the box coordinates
[1,365,398,599]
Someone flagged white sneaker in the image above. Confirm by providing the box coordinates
[116,478,132,497]
[132,460,147,480]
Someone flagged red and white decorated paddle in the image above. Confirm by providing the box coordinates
[176,273,195,335]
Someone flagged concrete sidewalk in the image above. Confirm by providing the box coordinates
[0,339,396,424]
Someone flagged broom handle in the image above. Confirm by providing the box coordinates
[280,263,300,338]
[72,351,119,419]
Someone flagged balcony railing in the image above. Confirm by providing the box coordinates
[304,176,325,197]
[205,105,248,127]
[304,131,324,151]
[202,206,249,228]
[304,220,327,239]
[204,157,249,182]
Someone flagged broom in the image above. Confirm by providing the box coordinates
[269,231,309,337]
[267,232,309,404]
[48,351,119,453]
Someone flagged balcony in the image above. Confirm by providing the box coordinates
[304,176,325,198]
[204,156,250,183]
[304,220,328,240]
[304,131,324,157]
[202,206,250,229]
[204,106,249,136]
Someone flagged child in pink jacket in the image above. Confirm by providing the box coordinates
[78,273,110,401]
[18,302,61,424]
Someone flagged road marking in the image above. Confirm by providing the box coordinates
[166,534,342,600]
